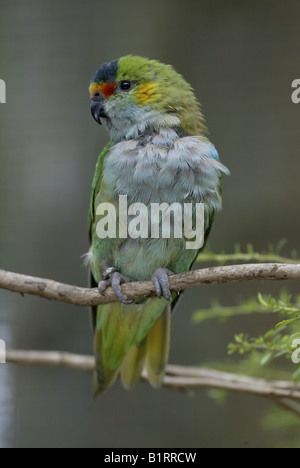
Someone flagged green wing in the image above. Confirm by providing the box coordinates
[89,141,171,395]
[89,141,114,331]
[88,141,114,242]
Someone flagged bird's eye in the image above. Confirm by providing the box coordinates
[119,80,131,91]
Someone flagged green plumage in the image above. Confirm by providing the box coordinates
[116,55,207,135]
[88,55,228,396]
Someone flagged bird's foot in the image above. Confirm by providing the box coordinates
[98,267,134,304]
[151,268,175,301]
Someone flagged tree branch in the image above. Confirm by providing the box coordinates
[196,252,300,265]
[0,263,300,306]
[3,264,300,418]
[5,349,300,405]
[274,398,300,418]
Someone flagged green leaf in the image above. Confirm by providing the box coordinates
[274,238,287,255]
[274,350,288,359]
[260,352,274,366]
[234,334,244,344]
[281,335,290,344]
[247,243,254,255]
[257,293,270,307]
[206,389,228,405]
[276,317,298,328]
[289,332,300,340]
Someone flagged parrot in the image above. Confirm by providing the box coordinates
[87,55,229,396]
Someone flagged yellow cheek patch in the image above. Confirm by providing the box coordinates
[135,82,160,105]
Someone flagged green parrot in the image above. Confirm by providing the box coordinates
[87,55,229,396]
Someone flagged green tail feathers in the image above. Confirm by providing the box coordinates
[93,299,170,396]
[120,340,147,390]
[145,307,171,388]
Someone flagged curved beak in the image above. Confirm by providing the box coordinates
[90,97,107,125]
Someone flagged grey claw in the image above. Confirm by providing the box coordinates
[151,268,174,301]
[152,275,162,298]
[98,279,111,296]
[161,279,171,301]
[111,272,133,305]
[98,269,134,305]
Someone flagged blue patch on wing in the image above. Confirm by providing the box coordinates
[209,144,220,160]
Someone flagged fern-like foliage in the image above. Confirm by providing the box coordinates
[192,241,300,444]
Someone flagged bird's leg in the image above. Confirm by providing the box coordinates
[151,268,175,301]
[98,267,134,304]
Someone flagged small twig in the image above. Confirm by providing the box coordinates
[0,263,299,306]
[275,398,300,418]
[5,350,300,405]
[6,349,94,372]
[197,252,300,265]
[192,303,271,323]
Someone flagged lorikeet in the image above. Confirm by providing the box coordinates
[87,55,229,396]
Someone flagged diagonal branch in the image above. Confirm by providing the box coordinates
[274,398,300,417]
[0,263,300,306]
[196,252,300,265]
[5,349,300,406]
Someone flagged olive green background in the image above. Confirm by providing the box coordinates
[0,0,299,448]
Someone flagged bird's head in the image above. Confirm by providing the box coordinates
[89,55,206,141]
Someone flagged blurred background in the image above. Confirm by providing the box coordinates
[0,0,299,448]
